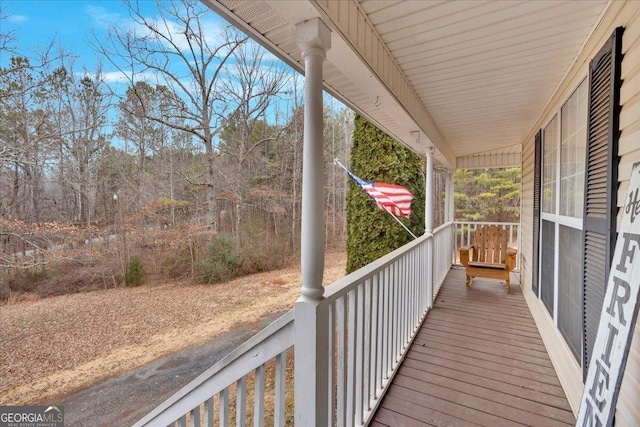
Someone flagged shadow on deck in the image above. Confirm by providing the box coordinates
[371,267,576,427]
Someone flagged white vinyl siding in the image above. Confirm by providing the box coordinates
[616,2,640,425]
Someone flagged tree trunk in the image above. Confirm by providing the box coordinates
[205,140,217,230]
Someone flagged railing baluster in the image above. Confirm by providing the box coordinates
[408,251,412,331]
[220,388,229,427]
[397,258,403,351]
[394,260,401,362]
[419,243,424,314]
[389,262,396,371]
[420,243,424,310]
[253,365,265,427]
[415,249,419,327]
[236,377,246,427]
[363,279,372,412]
[397,260,403,361]
[411,248,415,327]
[355,283,364,425]
[204,397,214,427]
[327,303,334,426]
[406,252,412,339]
[336,297,347,427]
[382,266,389,380]
[403,256,409,346]
[190,406,201,427]
[274,352,286,427]
[407,252,418,332]
[346,288,356,424]
[371,273,379,400]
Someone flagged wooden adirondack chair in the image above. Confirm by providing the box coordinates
[459,225,517,292]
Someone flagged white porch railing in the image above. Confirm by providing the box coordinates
[132,311,294,427]
[133,222,455,427]
[453,221,520,271]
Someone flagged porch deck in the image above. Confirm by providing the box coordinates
[371,267,576,427]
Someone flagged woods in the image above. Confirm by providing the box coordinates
[0,0,352,297]
[0,0,521,300]
[454,167,521,222]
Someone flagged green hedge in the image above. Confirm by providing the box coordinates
[346,115,425,273]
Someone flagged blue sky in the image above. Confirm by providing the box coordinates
[2,0,345,135]
[2,1,229,79]
[4,1,140,69]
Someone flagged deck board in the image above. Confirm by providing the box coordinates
[371,267,576,427]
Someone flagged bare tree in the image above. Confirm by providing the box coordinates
[115,81,172,209]
[324,101,353,243]
[216,41,289,239]
[0,4,18,58]
[0,56,57,223]
[45,60,111,225]
[96,0,248,227]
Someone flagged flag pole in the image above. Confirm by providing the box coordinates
[334,158,418,240]
[388,211,418,239]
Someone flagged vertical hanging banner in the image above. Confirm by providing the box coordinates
[577,161,640,426]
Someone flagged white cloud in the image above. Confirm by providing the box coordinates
[8,14,28,24]
[101,70,133,83]
[102,70,161,84]
[85,5,123,29]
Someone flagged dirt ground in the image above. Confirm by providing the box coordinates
[0,251,346,406]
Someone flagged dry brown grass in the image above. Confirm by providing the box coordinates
[0,251,346,406]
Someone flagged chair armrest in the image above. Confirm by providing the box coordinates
[505,248,517,270]
[459,245,473,267]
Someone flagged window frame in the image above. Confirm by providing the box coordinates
[539,78,588,364]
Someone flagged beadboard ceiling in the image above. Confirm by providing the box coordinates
[203,0,609,167]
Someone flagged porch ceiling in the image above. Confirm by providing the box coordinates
[203,0,609,168]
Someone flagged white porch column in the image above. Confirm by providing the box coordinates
[425,148,434,234]
[294,18,331,427]
[446,169,455,265]
[448,170,455,222]
[425,147,434,308]
[444,169,452,222]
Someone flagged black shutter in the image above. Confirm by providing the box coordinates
[532,130,542,296]
[582,26,623,380]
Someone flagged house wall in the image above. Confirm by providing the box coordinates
[520,1,640,421]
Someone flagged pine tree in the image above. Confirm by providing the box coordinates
[346,115,425,273]
[454,168,521,222]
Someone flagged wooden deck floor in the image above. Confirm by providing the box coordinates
[370,267,576,427]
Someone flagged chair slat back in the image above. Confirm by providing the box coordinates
[472,226,508,264]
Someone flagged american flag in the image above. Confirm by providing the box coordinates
[345,168,415,218]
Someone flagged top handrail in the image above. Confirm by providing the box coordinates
[324,221,454,303]
[454,220,519,226]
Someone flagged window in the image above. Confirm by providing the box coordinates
[540,80,587,363]
[534,27,623,375]
[560,84,587,218]
[542,116,558,214]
